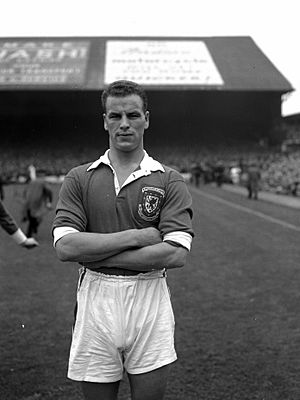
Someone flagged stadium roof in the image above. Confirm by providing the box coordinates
[283,113,300,122]
[0,36,293,93]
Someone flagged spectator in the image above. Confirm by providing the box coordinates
[214,160,225,187]
[22,174,53,238]
[0,199,39,249]
[246,161,261,200]
[190,161,203,187]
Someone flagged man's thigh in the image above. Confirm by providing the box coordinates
[81,381,120,400]
[128,364,171,400]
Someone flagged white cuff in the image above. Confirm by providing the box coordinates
[163,231,193,251]
[11,228,27,245]
[53,226,80,246]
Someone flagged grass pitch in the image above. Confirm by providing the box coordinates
[1,183,300,399]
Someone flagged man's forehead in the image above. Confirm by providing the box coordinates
[105,94,144,112]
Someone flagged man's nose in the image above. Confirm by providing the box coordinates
[120,115,130,129]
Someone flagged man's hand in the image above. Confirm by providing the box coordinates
[137,227,162,247]
[21,237,39,249]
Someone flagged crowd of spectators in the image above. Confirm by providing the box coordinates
[0,142,299,197]
[0,145,101,182]
[150,142,300,196]
[258,152,300,195]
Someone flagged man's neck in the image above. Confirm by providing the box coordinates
[108,149,145,188]
[108,148,145,169]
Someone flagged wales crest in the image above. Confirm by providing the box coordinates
[138,186,165,221]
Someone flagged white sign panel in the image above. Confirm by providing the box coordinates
[104,40,224,86]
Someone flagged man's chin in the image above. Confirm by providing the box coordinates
[115,140,142,152]
[116,144,136,152]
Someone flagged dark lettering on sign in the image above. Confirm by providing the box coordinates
[0,41,90,85]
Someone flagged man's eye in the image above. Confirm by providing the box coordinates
[108,114,121,120]
[128,113,141,119]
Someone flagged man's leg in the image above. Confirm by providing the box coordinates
[128,364,170,400]
[31,216,40,234]
[247,186,252,199]
[26,211,32,237]
[81,381,120,400]
[27,220,33,237]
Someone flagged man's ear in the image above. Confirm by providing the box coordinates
[145,111,150,129]
[103,113,108,131]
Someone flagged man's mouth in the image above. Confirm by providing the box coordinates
[118,132,133,136]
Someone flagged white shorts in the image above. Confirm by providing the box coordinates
[68,268,177,383]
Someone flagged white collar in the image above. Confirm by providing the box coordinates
[87,150,165,173]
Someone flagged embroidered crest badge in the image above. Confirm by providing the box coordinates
[138,187,165,221]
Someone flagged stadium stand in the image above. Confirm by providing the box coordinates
[0,143,299,198]
[0,37,298,198]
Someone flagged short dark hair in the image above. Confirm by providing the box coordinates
[101,80,148,113]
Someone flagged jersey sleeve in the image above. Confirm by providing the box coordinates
[158,170,194,240]
[52,168,87,235]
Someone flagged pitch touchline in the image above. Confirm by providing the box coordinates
[194,189,300,232]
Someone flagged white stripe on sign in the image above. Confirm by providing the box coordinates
[193,189,300,233]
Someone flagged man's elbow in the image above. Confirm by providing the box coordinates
[55,246,70,262]
[167,246,189,269]
[55,239,77,262]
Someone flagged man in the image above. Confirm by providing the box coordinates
[214,159,225,187]
[246,161,261,200]
[190,160,203,187]
[0,199,39,248]
[22,176,53,237]
[52,80,194,400]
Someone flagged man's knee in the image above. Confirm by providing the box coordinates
[128,364,171,400]
[81,380,120,400]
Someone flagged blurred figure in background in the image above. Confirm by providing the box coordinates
[22,172,53,237]
[246,161,261,200]
[28,164,37,181]
[229,163,242,185]
[190,160,203,187]
[0,199,38,248]
[214,160,225,187]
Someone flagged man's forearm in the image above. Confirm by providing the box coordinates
[85,242,188,271]
[55,228,162,263]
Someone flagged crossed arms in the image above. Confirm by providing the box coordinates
[55,227,189,271]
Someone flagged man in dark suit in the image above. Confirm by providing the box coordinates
[22,177,53,237]
[0,199,38,248]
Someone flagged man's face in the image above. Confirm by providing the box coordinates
[103,94,149,153]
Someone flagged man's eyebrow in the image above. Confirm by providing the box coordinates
[107,111,121,116]
[107,110,142,116]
